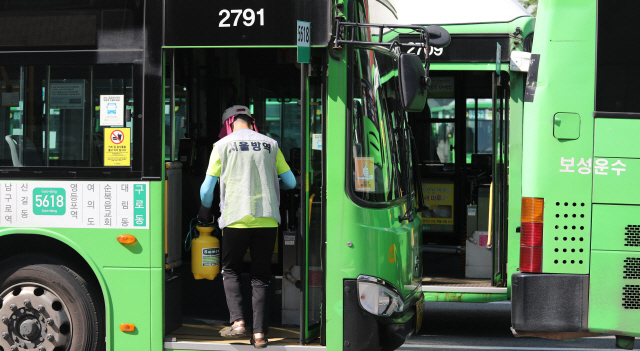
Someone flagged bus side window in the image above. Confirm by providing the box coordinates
[0,64,134,169]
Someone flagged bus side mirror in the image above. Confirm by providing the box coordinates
[426,25,451,48]
[399,53,427,112]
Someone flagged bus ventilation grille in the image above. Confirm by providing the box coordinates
[623,258,640,279]
[625,225,640,247]
[622,285,640,309]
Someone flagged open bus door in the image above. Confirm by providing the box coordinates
[299,59,325,345]
[411,69,509,297]
[161,47,329,349]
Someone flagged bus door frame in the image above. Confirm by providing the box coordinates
[491,71,509,286]
[299,57,327,345]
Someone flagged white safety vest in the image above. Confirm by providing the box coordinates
[215,129,280,229]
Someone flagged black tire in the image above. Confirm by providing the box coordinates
[0,254,105,351]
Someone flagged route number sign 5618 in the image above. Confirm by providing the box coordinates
[33,188,66,216]
[297,23,310,45]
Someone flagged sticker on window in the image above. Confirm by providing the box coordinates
[355,157,375,192]
[104,127,131,167]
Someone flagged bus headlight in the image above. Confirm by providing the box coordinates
[357,275,405,316]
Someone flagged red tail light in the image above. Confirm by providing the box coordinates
[520,198,544,273]
[520,223,543,247]
[520,246,543,273]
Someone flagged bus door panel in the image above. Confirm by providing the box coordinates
[420,73,461,250]
[490,71,509,286]
[299,57,325,345]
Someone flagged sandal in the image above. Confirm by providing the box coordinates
[250,335,268,349]
[219,324,248,338]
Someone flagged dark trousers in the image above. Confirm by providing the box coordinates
[221,227,277,334]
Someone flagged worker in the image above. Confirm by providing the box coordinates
[198,105,296,349]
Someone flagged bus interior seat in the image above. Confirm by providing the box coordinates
[92,133,104,165]
[5,135,42,166]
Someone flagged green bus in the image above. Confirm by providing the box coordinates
[0,1,439,350]
[398,1,535,303]
[512,0,640,349]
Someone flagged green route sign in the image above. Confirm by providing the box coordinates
[33,188,66,216]
[297,20,310,63]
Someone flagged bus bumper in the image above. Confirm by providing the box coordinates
[511,273,589,332]
[343,279,422,351]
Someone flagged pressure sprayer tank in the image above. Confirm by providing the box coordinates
[191,225,220,280]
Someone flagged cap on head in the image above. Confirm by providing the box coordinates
[222,105,252,122]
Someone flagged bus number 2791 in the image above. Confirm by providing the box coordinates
[219,9,264,27]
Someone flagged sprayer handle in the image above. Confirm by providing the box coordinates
[197,205,214,224]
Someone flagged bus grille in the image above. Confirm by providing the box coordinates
[625,225,640,247]
[622,285,640,309]
[623,257,640,279]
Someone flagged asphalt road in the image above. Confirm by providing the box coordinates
[400,301,635,351]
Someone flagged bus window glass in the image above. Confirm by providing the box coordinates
[163,80,188,161]
[48,66,92,166]
[476,98,493,154]
[429,98,455,119]
[172,87,188,160]
[0,64,134,168]
[92,65,134,167]
[1,1,144,50]
[596,0,640,113]
[262,98,300,162]
[427,98,455,164]
[466,98,476,161]
[465,97,493,164]
[351,48,407,202]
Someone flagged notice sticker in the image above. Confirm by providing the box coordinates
[2,92,19,107]
[354,157,375,192]
[104,128,130,167]
[422,182,454,232]
[50,83,84,109]
[312,134,322,150]
[478,232,489,247]
[100,95,124,126]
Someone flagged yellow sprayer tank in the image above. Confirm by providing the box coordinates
[191,225,220,280]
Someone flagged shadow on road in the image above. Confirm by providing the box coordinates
[402,301,635,350]
[419,301,512,337]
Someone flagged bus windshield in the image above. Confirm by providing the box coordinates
[350,48,410,203]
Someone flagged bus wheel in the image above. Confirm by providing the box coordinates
[0,254,104,351]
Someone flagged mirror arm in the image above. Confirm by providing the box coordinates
[399,124,415,224]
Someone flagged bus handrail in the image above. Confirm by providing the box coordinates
[334,21,429,50]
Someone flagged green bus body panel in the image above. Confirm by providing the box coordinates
[592,205,640,252]
[507,67,526,297]
[152,267,164,351]
[589,251,640,336]
[103,267,152,349]
[543,202,591,274]
[423,292,507,303]
[324,49,347,351]
[439,17,533,35]
[430,62,510,72]
[522,0,596,274]
[595,119,640,158]
[592,158,640,204]
[0,181,164,351]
